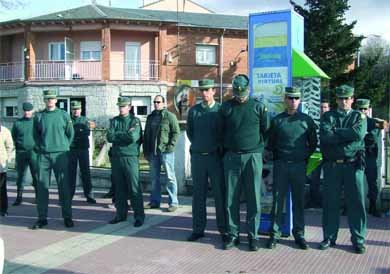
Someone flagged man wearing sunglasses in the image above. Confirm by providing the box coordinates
[319,85,367,254]
[143,95,180,212]
[220,74,269,251]
[356,98,385,218]
[266,87,317,250]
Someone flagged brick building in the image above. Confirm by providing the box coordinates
[0,4,248,128]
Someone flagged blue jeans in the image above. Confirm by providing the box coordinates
[149,152,179,206]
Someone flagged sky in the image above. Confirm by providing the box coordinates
[0,0,389,42]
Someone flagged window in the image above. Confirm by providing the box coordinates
[49,42,65,61]
[80,41,101,61]
[137,106,148,116]
[3,98,18,117]
[196,45,216,65]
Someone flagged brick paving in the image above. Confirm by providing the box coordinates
[1,186,389,274]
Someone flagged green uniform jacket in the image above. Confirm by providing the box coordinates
[186,102,222,153]
[12,117,35,152]
[220,98,269,153]
[364,117,381,157]
[71,116,90,149]
[320,109,367,160]
[33,108,74,153]
[143,108,180,155]
[268,111,317,161]
[107,114,142,157]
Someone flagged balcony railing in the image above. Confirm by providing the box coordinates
[110,60,159,81]
[32,60,102,81]
[0,62,24,82]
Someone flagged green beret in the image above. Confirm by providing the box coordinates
[71,101,82,110]
[22,102,33,111]
[356,98,370,109]
[43,89,57,99]
[285,87,301,98]
[117,96,131,107]
[198,79,214,90]
[335,85,354,98]
[232,74,249,98]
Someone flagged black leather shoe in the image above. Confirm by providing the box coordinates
[31,219,48,230]
[13,196,22,206]
[86,197,97,204]
[64,218,74,228]
[134,219,144,227]
[248,238,259,252]
[354,244,366,254]
[144,203,160,209]
[223,237,240,250]
[187,233,205,242]
[295,238,309,250]
[319,239,336,250]
[109,217,126,224]
[266,238,278,249]
[102,191,114,199]
[221,234,228,243]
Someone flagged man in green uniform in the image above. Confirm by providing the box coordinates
[143,95,180,212]
[319,85,367,254]
[266,87,317,250]
[69,101,96,204]
[11,102,38,206]
[356,98,384,217]
[107,97,144,227]
[220,74,269,251]
[32,90,74,229]
[186,79,226,242]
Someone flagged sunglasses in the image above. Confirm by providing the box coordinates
[287,97,300,100]
[153,101,162,104]
[359,108,368,110]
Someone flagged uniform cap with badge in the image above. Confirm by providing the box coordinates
[22,102,34,111]
[70,101,82,110]
[117,96,131,107]
[198,79,215,90]
[285,87,301,98]
[43,89,57,99]
[232,74,250,98]
[335,85,354,98]
[356,98,370,109]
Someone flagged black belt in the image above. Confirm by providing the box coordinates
[193,151,216,156]
[333,158,356,164]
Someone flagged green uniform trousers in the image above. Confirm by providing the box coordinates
[365,155,379,202]
[36,152,72,220]
[111,156,145,222]
[69,149,92,199]
[322,161,366,245]
[224,151,262,239]
[191,153,226,234]
[270,160,306,240]
[15,150,38,190]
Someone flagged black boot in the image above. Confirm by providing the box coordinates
[13,189,23,206]
[370,199,382,218]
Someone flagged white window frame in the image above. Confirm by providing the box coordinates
[2,98,18,118]
[80,41,101,61]
[196,45,217,65]
[48,42,65,61]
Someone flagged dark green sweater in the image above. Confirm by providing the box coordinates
[220,98,269,153]
[33,108,74,153]
[71,115,90,149]
[268,111,317,161]
[186,102,222,153]
[107,114,142,157]
[12,117,35,152]
[364,117,381,157]
[320,109,367,160]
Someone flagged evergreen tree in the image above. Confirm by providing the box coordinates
[290,0,364,86]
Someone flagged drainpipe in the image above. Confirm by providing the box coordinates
[219,29,225,103]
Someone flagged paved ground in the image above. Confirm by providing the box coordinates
[1,186,390,274]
